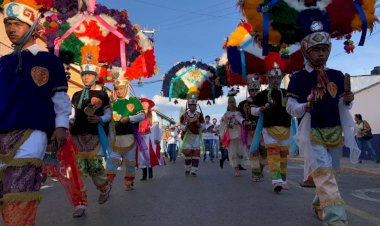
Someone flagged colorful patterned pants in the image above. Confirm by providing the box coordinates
[250,144,267,177]
[106,146,136,189]
[74,156,110,207]
[1,158,44,226]
[311,146,347,225]
[182,149,200,174]
[266,145,288,184]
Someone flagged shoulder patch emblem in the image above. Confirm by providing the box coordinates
[327,82,338,98]
[31,66,49,86]
[127,103,135,112]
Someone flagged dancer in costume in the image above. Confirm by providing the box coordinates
[238,76,267,182]
[220,90,247,177]
[70,45,112,217]
[179,88,205,176]
[138,97,162,180]
[0,1,71,225]
[250,60,292,193]
[107,76,146,190]
[286,13,355,226]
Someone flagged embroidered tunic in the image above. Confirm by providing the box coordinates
[0,51,68,135]
[112,97,144,135]
[71,90,110,135]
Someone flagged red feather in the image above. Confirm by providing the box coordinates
[264,52,286,72]
[124,49,156,80]
[284,50,304,73]
[226,64,247,87]
[99,27,127,64]
[327,0,357,38]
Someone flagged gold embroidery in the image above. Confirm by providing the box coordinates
[266,126,290,140]
[320,198,345,209]
[0,130,33,163]
[8,158,42,167]
[3,192,41,203]
[311,126,343,148]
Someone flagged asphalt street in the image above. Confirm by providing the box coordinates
[34,158,380,226]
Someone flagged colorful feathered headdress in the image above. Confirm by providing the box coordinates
[80,45,100,76]
[187,86,199,105]
[2,0,48,26]
[238,0,378,55]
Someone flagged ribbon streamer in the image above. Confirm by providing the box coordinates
[250,112,263,153]
[353,0,368,46]
[239,38,253,80]
[54,14,89,56]
[257,0,278,56]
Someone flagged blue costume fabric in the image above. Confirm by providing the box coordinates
[0,51,68,135]
[287,69,344,129]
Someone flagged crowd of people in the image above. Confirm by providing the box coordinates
[0,1,377,226]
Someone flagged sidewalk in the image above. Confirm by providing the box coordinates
[288,156,380,178]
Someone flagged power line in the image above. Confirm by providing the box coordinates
[154,0,233,25]
[160,12,240,31]
[157,5,236,28]
[133,0,239,20]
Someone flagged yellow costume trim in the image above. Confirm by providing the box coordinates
[312,167,335,177]
[286,92,299,99]
[123,160,136,167]
[311,126,343,148]
[8,158,43,167]
[267,126,290,140]
[109,119,136,153]
[320,198,345,209]
[265,143,280,148]
[52,86,68,92]
[106,171,117,175]
[76,146,101,159]
[280,146,289,151]
[2,192,41,203]
[124,172,135,177]
[0,129,33,163]
[135,110,145,115]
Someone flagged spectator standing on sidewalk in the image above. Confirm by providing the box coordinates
[203,115,215,162]
[354,114,379,163]
[212,118,220,159]
[166,122,179,163]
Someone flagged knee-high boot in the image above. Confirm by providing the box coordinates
[140,168,147,181]
[148,167,153,179]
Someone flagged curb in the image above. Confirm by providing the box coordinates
[288,157,380,179]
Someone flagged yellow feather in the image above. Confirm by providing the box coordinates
[81,45,100,66]
[3,0,40,9]
[351,0,377,32]
[228,26,249,46]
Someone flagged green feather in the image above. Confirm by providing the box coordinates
[59,23,84,64]
[269,0,299,44]
[172,79,189,99]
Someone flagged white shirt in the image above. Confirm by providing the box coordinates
[203,122,214,140]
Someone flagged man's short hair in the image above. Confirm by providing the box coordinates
[205,115,210,119]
